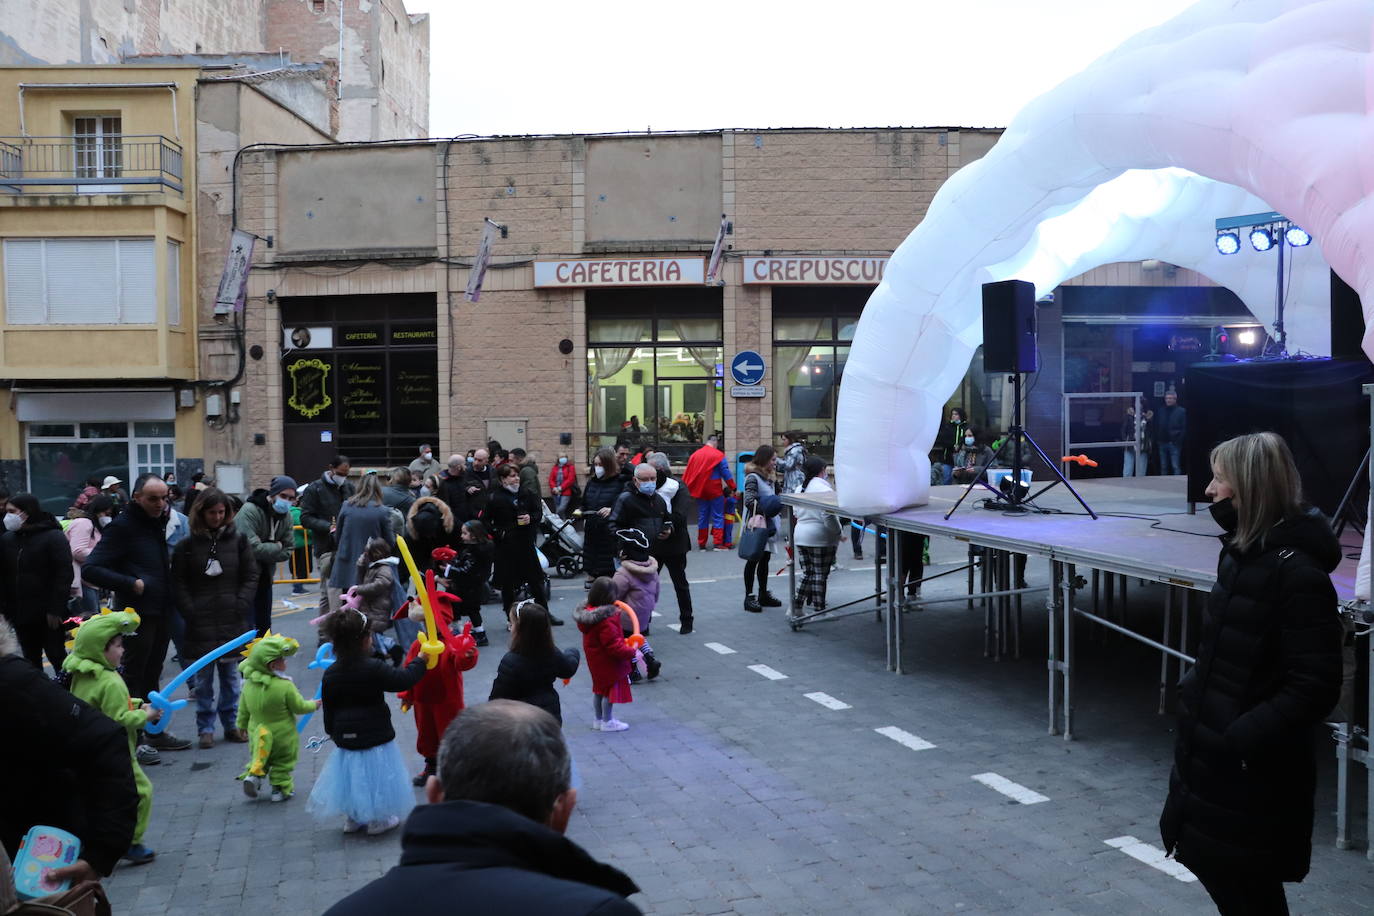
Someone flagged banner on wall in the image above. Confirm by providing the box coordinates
[464,218,502,303]
[213,229,256,316]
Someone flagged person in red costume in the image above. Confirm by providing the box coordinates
[397,574,479,787]
[682,435,735,550]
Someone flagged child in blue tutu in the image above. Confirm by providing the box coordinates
[306,606,429,835]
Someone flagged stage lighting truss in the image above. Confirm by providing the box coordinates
[1213,211,1311,257]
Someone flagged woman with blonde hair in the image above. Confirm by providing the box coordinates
[1160,431,1342,914]
[329,472,394,594]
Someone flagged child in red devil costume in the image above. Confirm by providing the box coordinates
[396,571,479,786]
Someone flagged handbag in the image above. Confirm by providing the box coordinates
[737,498,769,561]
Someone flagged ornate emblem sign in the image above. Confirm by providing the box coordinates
[286,358,332,419]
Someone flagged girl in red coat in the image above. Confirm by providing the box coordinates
[573,577,636,732]
[397,586,479,786]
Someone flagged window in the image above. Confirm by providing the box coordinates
[166,240,181,326]
[26,421,174,515]
[4,238,157,324]
[771,288,869,460]
[587,289,724,463]
[73,116,122,180]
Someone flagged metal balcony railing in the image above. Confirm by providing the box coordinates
[0,135,183,195]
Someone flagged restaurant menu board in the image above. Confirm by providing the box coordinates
[391,350,439,433]
[341,357,385,434]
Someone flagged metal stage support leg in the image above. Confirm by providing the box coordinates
[1013,560,1023,660]
[1158,586,1174,715]
[1091,570,1100,644]
[874,524,885,623]
[1105,573,1116,641]
[786,507,798,616]
[1180,591,1191,674]
[999,552,1011,659]
[1063,562,1077,740]
[982,549,993,658]
[967,544,976,611]
[1367,627,1374,862]
[1048,559,1062,736]
[892,528,904,675]
[1336,723,1354,850]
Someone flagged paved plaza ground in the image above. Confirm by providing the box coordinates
[104,536,1374,914]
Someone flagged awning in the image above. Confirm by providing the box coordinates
[15,388,176,423]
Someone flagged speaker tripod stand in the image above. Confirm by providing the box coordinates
[943,372,1098,520]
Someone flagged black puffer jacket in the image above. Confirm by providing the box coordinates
[651,477,693,559]
[299,473,354,556]
[321,653,427,750]
[1160,503,1343,880]
[610,487,670,544]
[0,512,72,627]
[83,501,173,618]
[171,524,258,658]
[580,474,626,578]
[488,647,581,724]
[407,496,455,572]
[447,539,494,612]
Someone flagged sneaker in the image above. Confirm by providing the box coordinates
[136,744,161,767]
[473,630,489,647]
[291,586,308,595]
[590,719,603,731]
[646,656,661,680]
[366,815,401,836]
[269,787,292,803]
[198,732,214,749]
[601,718,629,732]
[122,844,156,865]
[549,615,565,626]
[242,774,262,799]
[721,542,734,550]
[743,596,762,613]
[146,730,191,751]
[343,818,366,834]
[225,728,250,744]
[853,550,864,561]
[629,667,643,684]
[758,591,783,608]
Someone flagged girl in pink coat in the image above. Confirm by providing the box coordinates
[612,528,661,681]
[574,577,636,732]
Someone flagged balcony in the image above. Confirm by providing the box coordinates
[0,135,183,195]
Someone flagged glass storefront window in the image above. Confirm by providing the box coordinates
[25,421,176,515]
[772,294,865,461]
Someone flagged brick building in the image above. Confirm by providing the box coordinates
[224,128,1008,486]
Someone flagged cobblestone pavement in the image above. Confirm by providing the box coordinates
[104,536,1374,914]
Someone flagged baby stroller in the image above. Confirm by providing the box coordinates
[540,501,585,578]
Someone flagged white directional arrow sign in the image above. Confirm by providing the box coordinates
[730,350,767,386]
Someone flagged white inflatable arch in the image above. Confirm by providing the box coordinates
[836,0,1374,517]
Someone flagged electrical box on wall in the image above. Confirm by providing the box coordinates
[205,394,223,417]
[215,463,245,496]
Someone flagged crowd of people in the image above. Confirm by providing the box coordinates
[0,420,1343,915]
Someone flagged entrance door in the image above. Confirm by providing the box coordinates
[284,425,335,489]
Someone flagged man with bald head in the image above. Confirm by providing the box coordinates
[84,473,192,754]
[461,448,496,518]
[325,701,641,915]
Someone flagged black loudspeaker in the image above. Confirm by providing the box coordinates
[982,279,1039,373]
[1331,270,1366,362]
[631,369,644,384]
[1185,358,1374,515]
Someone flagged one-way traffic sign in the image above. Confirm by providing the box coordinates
[730,350,766,386]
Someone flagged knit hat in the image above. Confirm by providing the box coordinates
[268,475,298,497]
[616,527,651,562]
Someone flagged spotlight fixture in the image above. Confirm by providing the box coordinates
[1249,227,1274,252]
[1215,231,1241,255]
[1237,330,1257,346]
[1285,226,1311,247]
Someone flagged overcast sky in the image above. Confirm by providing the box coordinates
[405,0,1200,138]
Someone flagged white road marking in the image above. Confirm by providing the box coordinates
[971,773,1049,805]
[843,567,875,573]
[687,578,718,584]
[748,664,788,680]
[704,642,736,655]
[874,726,936,751]
[1103,836,1197,883]
[665,623,681,632]
[804,691,851,710]
[652,611,662,617]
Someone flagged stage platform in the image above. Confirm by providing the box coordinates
[782,475,1371,856]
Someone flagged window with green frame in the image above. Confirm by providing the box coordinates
[587,289,723,464]
[771,287,868,460]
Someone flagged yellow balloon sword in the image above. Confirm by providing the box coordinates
[396,535,445,669]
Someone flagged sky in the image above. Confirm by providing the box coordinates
[405,0,1201,138]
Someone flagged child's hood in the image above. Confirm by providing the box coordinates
[616,557,659,579]
[238,631,301,685]
[369,556,400,570]
[574,602,621,629]
[62,609,141,675]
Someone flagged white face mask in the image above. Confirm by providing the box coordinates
[594,466,605,478]
[422,451,432,461]
[98,515,113,528]
[3,513,23,532]
[503,481,520,493]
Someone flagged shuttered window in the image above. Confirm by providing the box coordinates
[166,240,181,326]
[4,238,160,324]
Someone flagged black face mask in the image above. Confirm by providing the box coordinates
[1209,497,1238,533]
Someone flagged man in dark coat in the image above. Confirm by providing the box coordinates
[0,621,139,885]
[0,493,73,669]
[645,453,695,633]
[609,464,671,545]
[460,448,496,519]
[1160,504,1342,907]
[1154,390,1187,475]
[383,467,417,519]
[437,454,470,522]
[298,456,353,613]
[83,474,191,754]
[324,700,640,916]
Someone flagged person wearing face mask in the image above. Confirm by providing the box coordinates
[65,494,116,617]
[487,464,556,623]
[609,464,672,551]
[0,492,75,670]
[791,457,845,616]
[298,456,354,614]
[171,488,258,748]
[950,427,995,485]
[461,449,496,519]
[1160,432,1342,915]
[409,444,441,482]
[643,452,695,634]
[548,452,578,518]
[236,476,298,636]
[580,448,625,586]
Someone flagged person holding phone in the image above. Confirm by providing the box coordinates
[487,464,553,624]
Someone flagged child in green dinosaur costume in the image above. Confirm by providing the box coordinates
[236,631,316,801]
[61,609,160,866]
